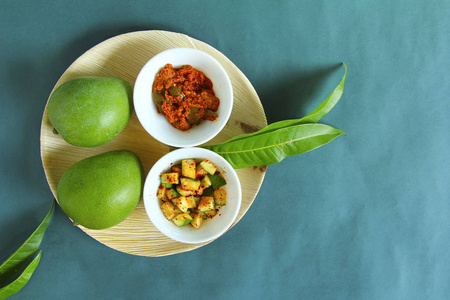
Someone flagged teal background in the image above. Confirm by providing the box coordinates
[1,1,450,299]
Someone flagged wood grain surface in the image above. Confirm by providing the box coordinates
[40,30,267,257]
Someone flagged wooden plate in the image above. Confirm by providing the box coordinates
[40,30,267,257]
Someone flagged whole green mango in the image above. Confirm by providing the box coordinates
[47,76,133,147]
[57,150,144,230]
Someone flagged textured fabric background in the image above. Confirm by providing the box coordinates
[1,1,449,299]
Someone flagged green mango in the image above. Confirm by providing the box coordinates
[47,76,133,147]
[57,150,144,230]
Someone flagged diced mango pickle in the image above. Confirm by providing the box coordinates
[190,213,204,229]
[180,177,201,191]
[182,159,196,178]
[185,196,197,208]
[171,164,182,175]
[198,196,215,212]
[200,175,212,190]
[172,213,193,227]
[199,159,217,175]
[160,172,179,184]
[213,188,227,206]
[176,185,196,196]
[166,187,181,201]
[157,184,168,201]
[203,209,218,218]
[196,164,208,178]
[172,196,190,213]
[194,187,204,196]
[159,158,228,230]
[161,201,181,220]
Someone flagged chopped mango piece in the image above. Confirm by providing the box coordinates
[182,159,196,178]
[172,213,193,227]
[200,175,212,190]
[180,177,201,191]
[157,184,168,201]
[171,164,182,175]
[199,159,217,175]
[198,196,215,212]
[160,173,179,184]
[161,201,181,220]
[190,213,204,229]
[196,164,208,178]
[213,188,227,206]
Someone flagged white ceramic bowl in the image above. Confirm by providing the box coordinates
[143,147,241,244]
[134,48,233,147]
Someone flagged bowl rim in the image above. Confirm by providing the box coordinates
[133,47,233,148]
[143,147,242,244]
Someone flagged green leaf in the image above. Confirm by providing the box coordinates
[204,123,346,169]
[0,251,42,300]
[223,63,347,143]
[0,201,54,283]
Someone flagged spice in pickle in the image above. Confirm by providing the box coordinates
[158,158,227,229]
[152,64,220,131]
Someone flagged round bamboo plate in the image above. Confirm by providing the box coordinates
[40,30,267,257]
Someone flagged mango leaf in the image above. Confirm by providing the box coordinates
[223,63,347,144]
[0,201,54,283]
[296,62,347,123]
[0,251,42,300]
[204,123,346,169]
